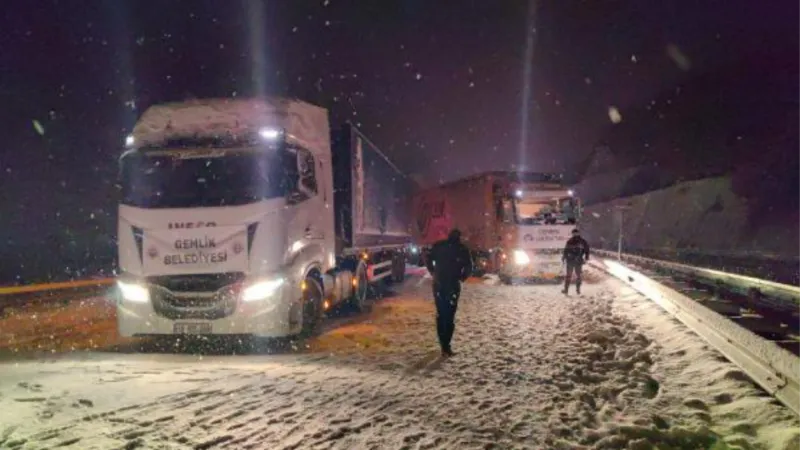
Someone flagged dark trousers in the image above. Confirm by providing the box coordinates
[564,261,583,292]
[433,281,461,351]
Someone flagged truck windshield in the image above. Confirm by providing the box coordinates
[120,139,297,209]
[512,196,579,225]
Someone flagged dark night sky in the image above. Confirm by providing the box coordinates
[0,0,797,260]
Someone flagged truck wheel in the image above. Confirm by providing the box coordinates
[349,261,371,312]
[300,276,324,337]
[392,254,406,282]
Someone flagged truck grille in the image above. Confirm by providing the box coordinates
[148,272,244,292]
[146,273,245,320]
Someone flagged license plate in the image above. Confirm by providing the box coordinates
[173,322,212,334]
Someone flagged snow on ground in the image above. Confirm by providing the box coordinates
[0,296,131,358]
[610,284,800,449]
[0,269,798,449]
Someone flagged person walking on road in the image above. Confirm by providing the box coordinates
[425,228,473,357]
[562,228,590,295]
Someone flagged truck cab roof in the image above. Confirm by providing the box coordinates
[126,97,331,156]
[415,171,566,194]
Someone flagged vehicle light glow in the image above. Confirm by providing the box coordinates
[513,249,531,265]
[242,278,284,302]
[117,280,149,303]
[259,128,280,140]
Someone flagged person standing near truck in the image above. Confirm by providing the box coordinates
[562,228,590,295]
[425,228,473,357]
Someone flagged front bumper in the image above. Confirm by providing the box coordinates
[115,274,298,338]
[500,251,563,280]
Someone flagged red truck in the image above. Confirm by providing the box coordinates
[411,171,581,283]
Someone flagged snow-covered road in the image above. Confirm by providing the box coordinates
[0,269,797,449]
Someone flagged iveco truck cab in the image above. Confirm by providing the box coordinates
[116,97,410,339]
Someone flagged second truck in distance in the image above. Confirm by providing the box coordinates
[411,171,581,284]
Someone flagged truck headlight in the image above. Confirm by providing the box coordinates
[117,280,149,303]
[513,249,530,265]
[242,278,285,302]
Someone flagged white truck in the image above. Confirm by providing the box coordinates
[115,97,411,338]
[411,172,581,284]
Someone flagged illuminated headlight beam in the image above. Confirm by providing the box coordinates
[242,278,284,302]
[513,249,530,265]
[259,128,280,140]
[117,280,149,303]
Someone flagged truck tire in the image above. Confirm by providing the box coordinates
[392,253,406,283]
[348,261,371,312]
[300,276,324,337]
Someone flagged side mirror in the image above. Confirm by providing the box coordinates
[296,154,316,197]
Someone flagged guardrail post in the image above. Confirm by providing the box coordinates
[614,204,631,261]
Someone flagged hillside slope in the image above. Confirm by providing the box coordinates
[581,176,798,280]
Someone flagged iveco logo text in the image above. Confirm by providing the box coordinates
[168,221,217,230]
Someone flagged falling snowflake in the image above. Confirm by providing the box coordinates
[666,44,691,71]
[415,73,422,80]
[608,106,622,124]
[32,120,45,135]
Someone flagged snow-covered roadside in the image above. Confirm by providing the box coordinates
[609,281,800,449]
[0,296,129,358]
[0,271,797,449]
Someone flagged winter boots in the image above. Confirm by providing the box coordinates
[562,280,581,295]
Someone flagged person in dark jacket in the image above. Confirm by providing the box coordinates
[562,228,590,295]
[425,228,473,357]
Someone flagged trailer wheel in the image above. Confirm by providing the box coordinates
[299,276,324,337]
[349,261,371,312]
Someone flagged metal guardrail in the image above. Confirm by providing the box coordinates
[598,246,798,262]
[594,249,800,310]
[590,252,800,417]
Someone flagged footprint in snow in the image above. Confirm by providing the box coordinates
[16,382,43,392]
